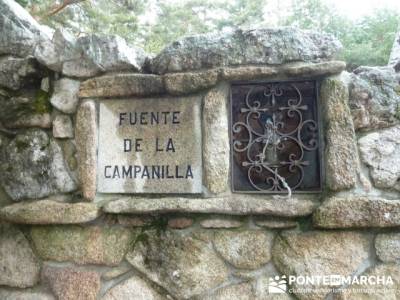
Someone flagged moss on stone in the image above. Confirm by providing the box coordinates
[30,225,137,266]
[395,104,400,120]
[32,90,51,114]
[0,90,51,124]
[15,139,29,153]
[132,216,168,249]
[394,85,400,95]
[297,216,313,232]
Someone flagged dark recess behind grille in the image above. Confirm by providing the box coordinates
[230,80,322,193]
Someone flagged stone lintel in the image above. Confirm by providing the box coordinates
[79,61,346,98]
[220,61,346,81]
[102,195,318,217]
[79,73,165,98]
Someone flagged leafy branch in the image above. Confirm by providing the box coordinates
[45,0,87,18]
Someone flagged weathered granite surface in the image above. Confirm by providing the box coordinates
[103,195,318,216]
[220,60,345,81]
[375,233,400,262]
[254,217,297,229]
[321,75,358,190]
[101,263,131,281]
[349,66,400,130]
[116,215,154,227]
[31,225,135,266]
[164,69,219,95]
[358,125,400,190]
[313,196,400,228]
[0,288,54,300]
[273,230,370,300]
[42,265,100,300]
[35,32,148,77]
[213,230,274,269]
[151,28,342,74]
[0,90,51,129]
[72,35,147,75]
[201,282,254,300]
[79,61,345,98]
[336,263,400,300]
[203,83,230,194]
[167,217,193,229]
[34,29,74,72]
[0,129,76,201]
[79,73,164,98]
[201,279,293,300]
[0,56,39,90]
[50,78,80,114]
[75,100,97,201]
[0,199,100,224]
[102,276,167,300]
[126,229,229,299]
[0,0,51,57]
[200,217,242,228]
[53,114,74,138]
[0,223,40,288]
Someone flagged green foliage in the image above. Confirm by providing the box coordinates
[283,0,399,69]
[15,139,29,153]
[143,0,222,53]
[76,0,145,42]
[297,216,313,232]
[23,0,145,44]
[15,0,29,7]
[340,8,399,69]
[283,0,339,31]
[21,0,400,69]
[216,0,267,30]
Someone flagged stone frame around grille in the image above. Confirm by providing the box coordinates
[230,79,323,194]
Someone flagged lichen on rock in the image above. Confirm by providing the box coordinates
[0,223,40,288]
[272,230,371,300]
[126,229,230,299]
[320,75,358,190]
[0,129,77,200]
[349,66,400,131]
[150,27,342,74]
[31,225,136,266]
[0,89,51,129]
[358,125,400,190]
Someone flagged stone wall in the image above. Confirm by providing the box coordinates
[1,1,400,299]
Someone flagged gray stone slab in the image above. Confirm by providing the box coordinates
[321,75,358,190]
[97,97,202,193]
[103,195,318,216]
[76,100,97,201]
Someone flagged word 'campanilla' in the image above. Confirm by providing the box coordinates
[104,165,194,179]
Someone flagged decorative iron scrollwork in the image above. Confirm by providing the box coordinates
[231,81,321,193]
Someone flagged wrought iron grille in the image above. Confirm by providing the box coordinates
[230,80,322,193]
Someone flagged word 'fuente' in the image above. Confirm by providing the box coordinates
[119,111,181,126]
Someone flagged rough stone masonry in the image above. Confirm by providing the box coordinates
[1,0,400,299]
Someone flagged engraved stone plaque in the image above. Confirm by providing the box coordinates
[97,97,202,193]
